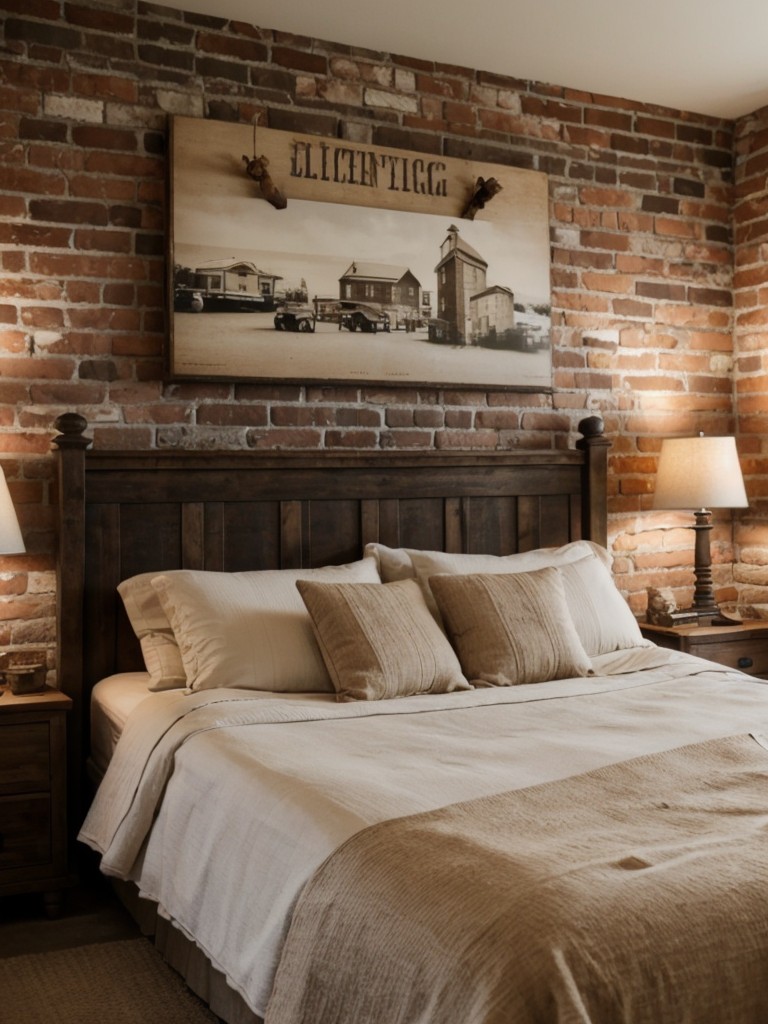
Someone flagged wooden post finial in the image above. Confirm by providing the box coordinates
[53,412,91,449]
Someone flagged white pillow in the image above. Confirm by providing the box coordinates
[150,557,381,692]
[365,539,611,583]
[118,573,187,691]
[365,541,645,657]
[555,556,647,656]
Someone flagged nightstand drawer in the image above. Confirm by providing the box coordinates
[689,640,768,677]
[0,689,72,910]
[0,722,50,793]
[0,794,52,869]
[641,620,768,680]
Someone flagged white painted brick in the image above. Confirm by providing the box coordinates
[552,184,578,202]
[342,121,374,144]
[296,76,318,98]
[28,571,56,595]
[329,58,360,80]
[154,91,206,118]
[31,331,63,350]
[364,88,418,113]
[106,104,167,128]
[394,68,416,93]
[365,64,393,88]
[710,354,733,374]
[44,94,103,123]
[320,81,363,106]
[551,226,580,247]
[497,90,522,113]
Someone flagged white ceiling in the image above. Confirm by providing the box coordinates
[159,0,768,120]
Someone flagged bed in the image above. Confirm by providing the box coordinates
[53,412,768,1024]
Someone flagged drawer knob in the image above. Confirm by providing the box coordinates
[738,657,754,669]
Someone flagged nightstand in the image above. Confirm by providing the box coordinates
[640,620,768,679]
[0,685,73,916]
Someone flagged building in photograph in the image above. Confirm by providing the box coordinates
[338,262,422,327]
[175,259,283,312]
[433,225,488,344]
[470,285,516,344]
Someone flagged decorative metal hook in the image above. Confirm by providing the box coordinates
[242,125,287,209]
[461,175,502,220]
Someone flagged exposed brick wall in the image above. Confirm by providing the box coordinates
[733,105,768,611]
[0,0,748,664]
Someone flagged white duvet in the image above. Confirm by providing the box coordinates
[80,646,768,1018]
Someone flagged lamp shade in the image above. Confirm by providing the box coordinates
[653,435,748,511]
[0,467,25,554]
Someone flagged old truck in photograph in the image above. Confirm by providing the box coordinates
[273,302,316,332]
[337,301,390,333]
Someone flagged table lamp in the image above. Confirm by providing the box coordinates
[0,466,24,555]
[0,466,31,693]
[652,435,748,620]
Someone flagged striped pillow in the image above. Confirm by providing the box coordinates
[429,567,593,687]
[296,578,470,702]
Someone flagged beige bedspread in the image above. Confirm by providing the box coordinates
[266,733,768,1024]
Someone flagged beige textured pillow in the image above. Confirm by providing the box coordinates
[118,573,187,691]
[296,578,470,702]
[429,568,593,687]
[151,557,380,693]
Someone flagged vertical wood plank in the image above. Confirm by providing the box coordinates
[280,500,304,568]
[377,499,401,547]
[444,497,463,552]
[517,495,540,551]
[182,502,206,569]
[569,493,582,543]
[361,499,380,548]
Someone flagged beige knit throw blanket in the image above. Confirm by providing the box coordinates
[266,734,768,1024]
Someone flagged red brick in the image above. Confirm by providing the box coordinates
[250,428,322,449]
[381,430,433,448]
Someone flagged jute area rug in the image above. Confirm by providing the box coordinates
[0,936,220,1023]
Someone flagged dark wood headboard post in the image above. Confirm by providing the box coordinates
[576,416,610,549]
[52,412,91,828]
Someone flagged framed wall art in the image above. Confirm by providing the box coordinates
[169,116,552,391]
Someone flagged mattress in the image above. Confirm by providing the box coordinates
[90,672,155,777]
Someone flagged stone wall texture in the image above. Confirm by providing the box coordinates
[1,0,766,664]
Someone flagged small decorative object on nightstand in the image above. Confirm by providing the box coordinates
[645,586,698,627]
[1,655,47,695]
[640,619,768,679]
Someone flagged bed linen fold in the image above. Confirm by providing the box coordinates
[266,732,768,1024]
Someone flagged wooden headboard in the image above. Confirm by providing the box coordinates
[54,412,609,816]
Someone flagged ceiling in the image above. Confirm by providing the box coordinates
[159,0,768,120]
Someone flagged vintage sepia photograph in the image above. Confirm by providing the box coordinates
[169,118,552,390]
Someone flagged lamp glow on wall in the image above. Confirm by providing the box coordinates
[0,467,25,556]
[652,435,747,619]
